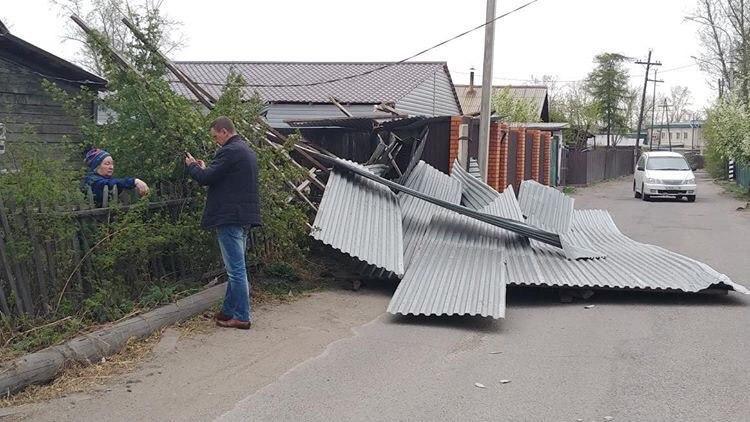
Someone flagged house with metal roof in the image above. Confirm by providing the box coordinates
[0,19,106,153]
[169,61,462,128]
[454,72,550,123]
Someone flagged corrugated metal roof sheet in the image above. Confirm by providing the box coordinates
[450,159,500,210]
[171,61,451,104]
[506,209,749,293]
[517,180,605,260]
[311,163,404,276]
[455,85,547,117]
[388,212,507,319]
[468,158,481,179]
[480,184,524,221]
[518,180,573,233]
[399,161,462,270]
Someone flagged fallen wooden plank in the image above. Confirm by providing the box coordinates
[0,283,227,396]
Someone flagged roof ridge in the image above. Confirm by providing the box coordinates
[173,60,448,65]
[455,84,548,89]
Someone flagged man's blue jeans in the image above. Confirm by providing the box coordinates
[217,225,251,322]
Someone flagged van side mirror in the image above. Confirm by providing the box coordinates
[691,165,697,171]
[637,166,644,171]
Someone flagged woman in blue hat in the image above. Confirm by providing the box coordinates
[82,147,149,206]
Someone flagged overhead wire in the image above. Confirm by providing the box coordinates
[165,0,540,88]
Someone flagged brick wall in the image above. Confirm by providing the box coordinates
[515,128,526,191]
[530,129,541,182]
[542,131,552,185]
[487,123,501,190]
[497,123,509,192]
[448,116,461,172]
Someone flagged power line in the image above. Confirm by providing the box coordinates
[164,0,540,89]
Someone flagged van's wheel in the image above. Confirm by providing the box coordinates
[641,184,650,201]
[634,181,641,198]
[687,195,696,202]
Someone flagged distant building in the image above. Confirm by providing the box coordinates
[647,121,705,152]
[454,69,549,122]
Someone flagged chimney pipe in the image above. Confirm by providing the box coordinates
[469,67,475,90]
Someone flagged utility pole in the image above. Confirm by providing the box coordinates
[634,51,661,162]
[648,69,663,150]
[691,114,697,151]
[665,100,672,152]
[478,0,497,183]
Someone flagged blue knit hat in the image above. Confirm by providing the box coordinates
[84,148,111,171]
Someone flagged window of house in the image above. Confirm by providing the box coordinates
[683,131,688,139]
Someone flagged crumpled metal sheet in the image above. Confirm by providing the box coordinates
[388,212,507,319]
[311,163,404,276]
[450,159,500,210]
[518,180,605,260]
[399,161,462,270]
[505,209,749,293]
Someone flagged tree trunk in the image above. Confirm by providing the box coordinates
[0,283,226,396]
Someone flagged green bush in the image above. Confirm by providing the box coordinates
[704,96,750,177]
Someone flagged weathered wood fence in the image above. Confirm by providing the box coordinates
[0,184,224,319]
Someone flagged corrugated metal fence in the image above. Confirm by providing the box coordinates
[564,147,635,186]
[736,163,750,190]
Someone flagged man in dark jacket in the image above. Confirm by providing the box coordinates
[185,116,261,329]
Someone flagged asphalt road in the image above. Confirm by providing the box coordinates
[11,173,750,422]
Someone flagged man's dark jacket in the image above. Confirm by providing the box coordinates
[188,135,261,229]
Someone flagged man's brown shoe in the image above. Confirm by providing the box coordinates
[216,319,251,330]
[214,312,231,321]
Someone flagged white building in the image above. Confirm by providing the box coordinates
[647,121,705,152]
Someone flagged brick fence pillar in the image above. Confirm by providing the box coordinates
[542,131,552,186]
[488,122,501,190]
[448,116,462,172]
[498,123,509,192]
[530,129,541,182]
[515,127,526,191]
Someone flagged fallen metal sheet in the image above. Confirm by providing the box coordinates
[517,180,605,260]
[311,163,404,277]
[468,158,481,179]
[299,147,567,249]
[450,159,500,210]
[480,184,524,221]
[506,209,749,293]
[388,212,507,319]
[400,161,462,270]
[518,179,573,233]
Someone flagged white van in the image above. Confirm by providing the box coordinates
[634,151,697,202]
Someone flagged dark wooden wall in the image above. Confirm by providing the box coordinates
[0,56,93,147]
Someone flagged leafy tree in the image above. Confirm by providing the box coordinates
[704,95,750,176]
[585,53,631,147]
[51,0,184,75]
[687,0,750,102]
[491,87,540,122]
[550,82,599,150]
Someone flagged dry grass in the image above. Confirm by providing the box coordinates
[0,330,162,408]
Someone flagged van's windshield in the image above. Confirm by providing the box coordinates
[646,157,690,171]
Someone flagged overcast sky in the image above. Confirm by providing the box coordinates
[2,0,712,109]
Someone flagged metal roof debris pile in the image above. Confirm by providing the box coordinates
[308,154,749,321]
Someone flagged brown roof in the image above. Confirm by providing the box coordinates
[171,61,459,106]
[455,84,548,120]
